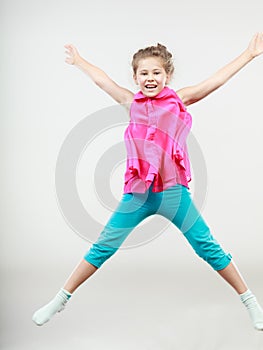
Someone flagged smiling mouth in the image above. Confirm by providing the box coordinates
[145,84,157,90]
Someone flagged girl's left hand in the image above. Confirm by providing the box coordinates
[247,32,263,58]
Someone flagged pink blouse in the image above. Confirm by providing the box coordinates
[123,86,192,193]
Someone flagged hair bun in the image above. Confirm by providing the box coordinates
[132,43,175,76]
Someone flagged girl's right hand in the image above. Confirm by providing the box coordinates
[247,32,263,58]
[64,44,81,65]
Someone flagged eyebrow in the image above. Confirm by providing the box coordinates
[139,68,162,72]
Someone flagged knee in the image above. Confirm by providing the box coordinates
[84,243,118,268]
[184,223,232,270]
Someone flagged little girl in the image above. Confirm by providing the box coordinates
[33,33,263,330]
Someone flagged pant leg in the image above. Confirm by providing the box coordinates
[157,184,232,271]
[84,190,156,268]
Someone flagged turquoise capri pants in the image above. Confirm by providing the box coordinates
[84,183,232,270]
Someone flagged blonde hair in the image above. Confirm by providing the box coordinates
[132,43,175,76]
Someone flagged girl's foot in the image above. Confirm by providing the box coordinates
[32,288,72,326]
[240,289,263,331]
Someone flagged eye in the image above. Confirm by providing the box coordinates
[140,72,147,76]
[154,71,161,75]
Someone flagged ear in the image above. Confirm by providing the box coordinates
[165,74,171,85]
[133,74,139,85]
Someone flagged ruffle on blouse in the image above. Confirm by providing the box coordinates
[124,160,157,193]
[125,159,157,184]
[172,146,191,182]
[171,97,192,182]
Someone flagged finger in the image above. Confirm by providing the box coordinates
[64,45,73,52]
[65,58,73,64]
[64,45,75,53]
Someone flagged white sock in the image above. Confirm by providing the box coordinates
[32,288,72,326]
[240,289,263,331]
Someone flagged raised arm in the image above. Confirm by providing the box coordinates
[64,44,134,106]
[176,32,263,106]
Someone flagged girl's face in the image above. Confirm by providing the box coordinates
[133,57,170,97]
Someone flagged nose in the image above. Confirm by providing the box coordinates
[147,75,154,81]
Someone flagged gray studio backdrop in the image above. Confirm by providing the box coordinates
[1,0,263,349]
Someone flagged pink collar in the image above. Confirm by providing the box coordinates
[133,86,175,101]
